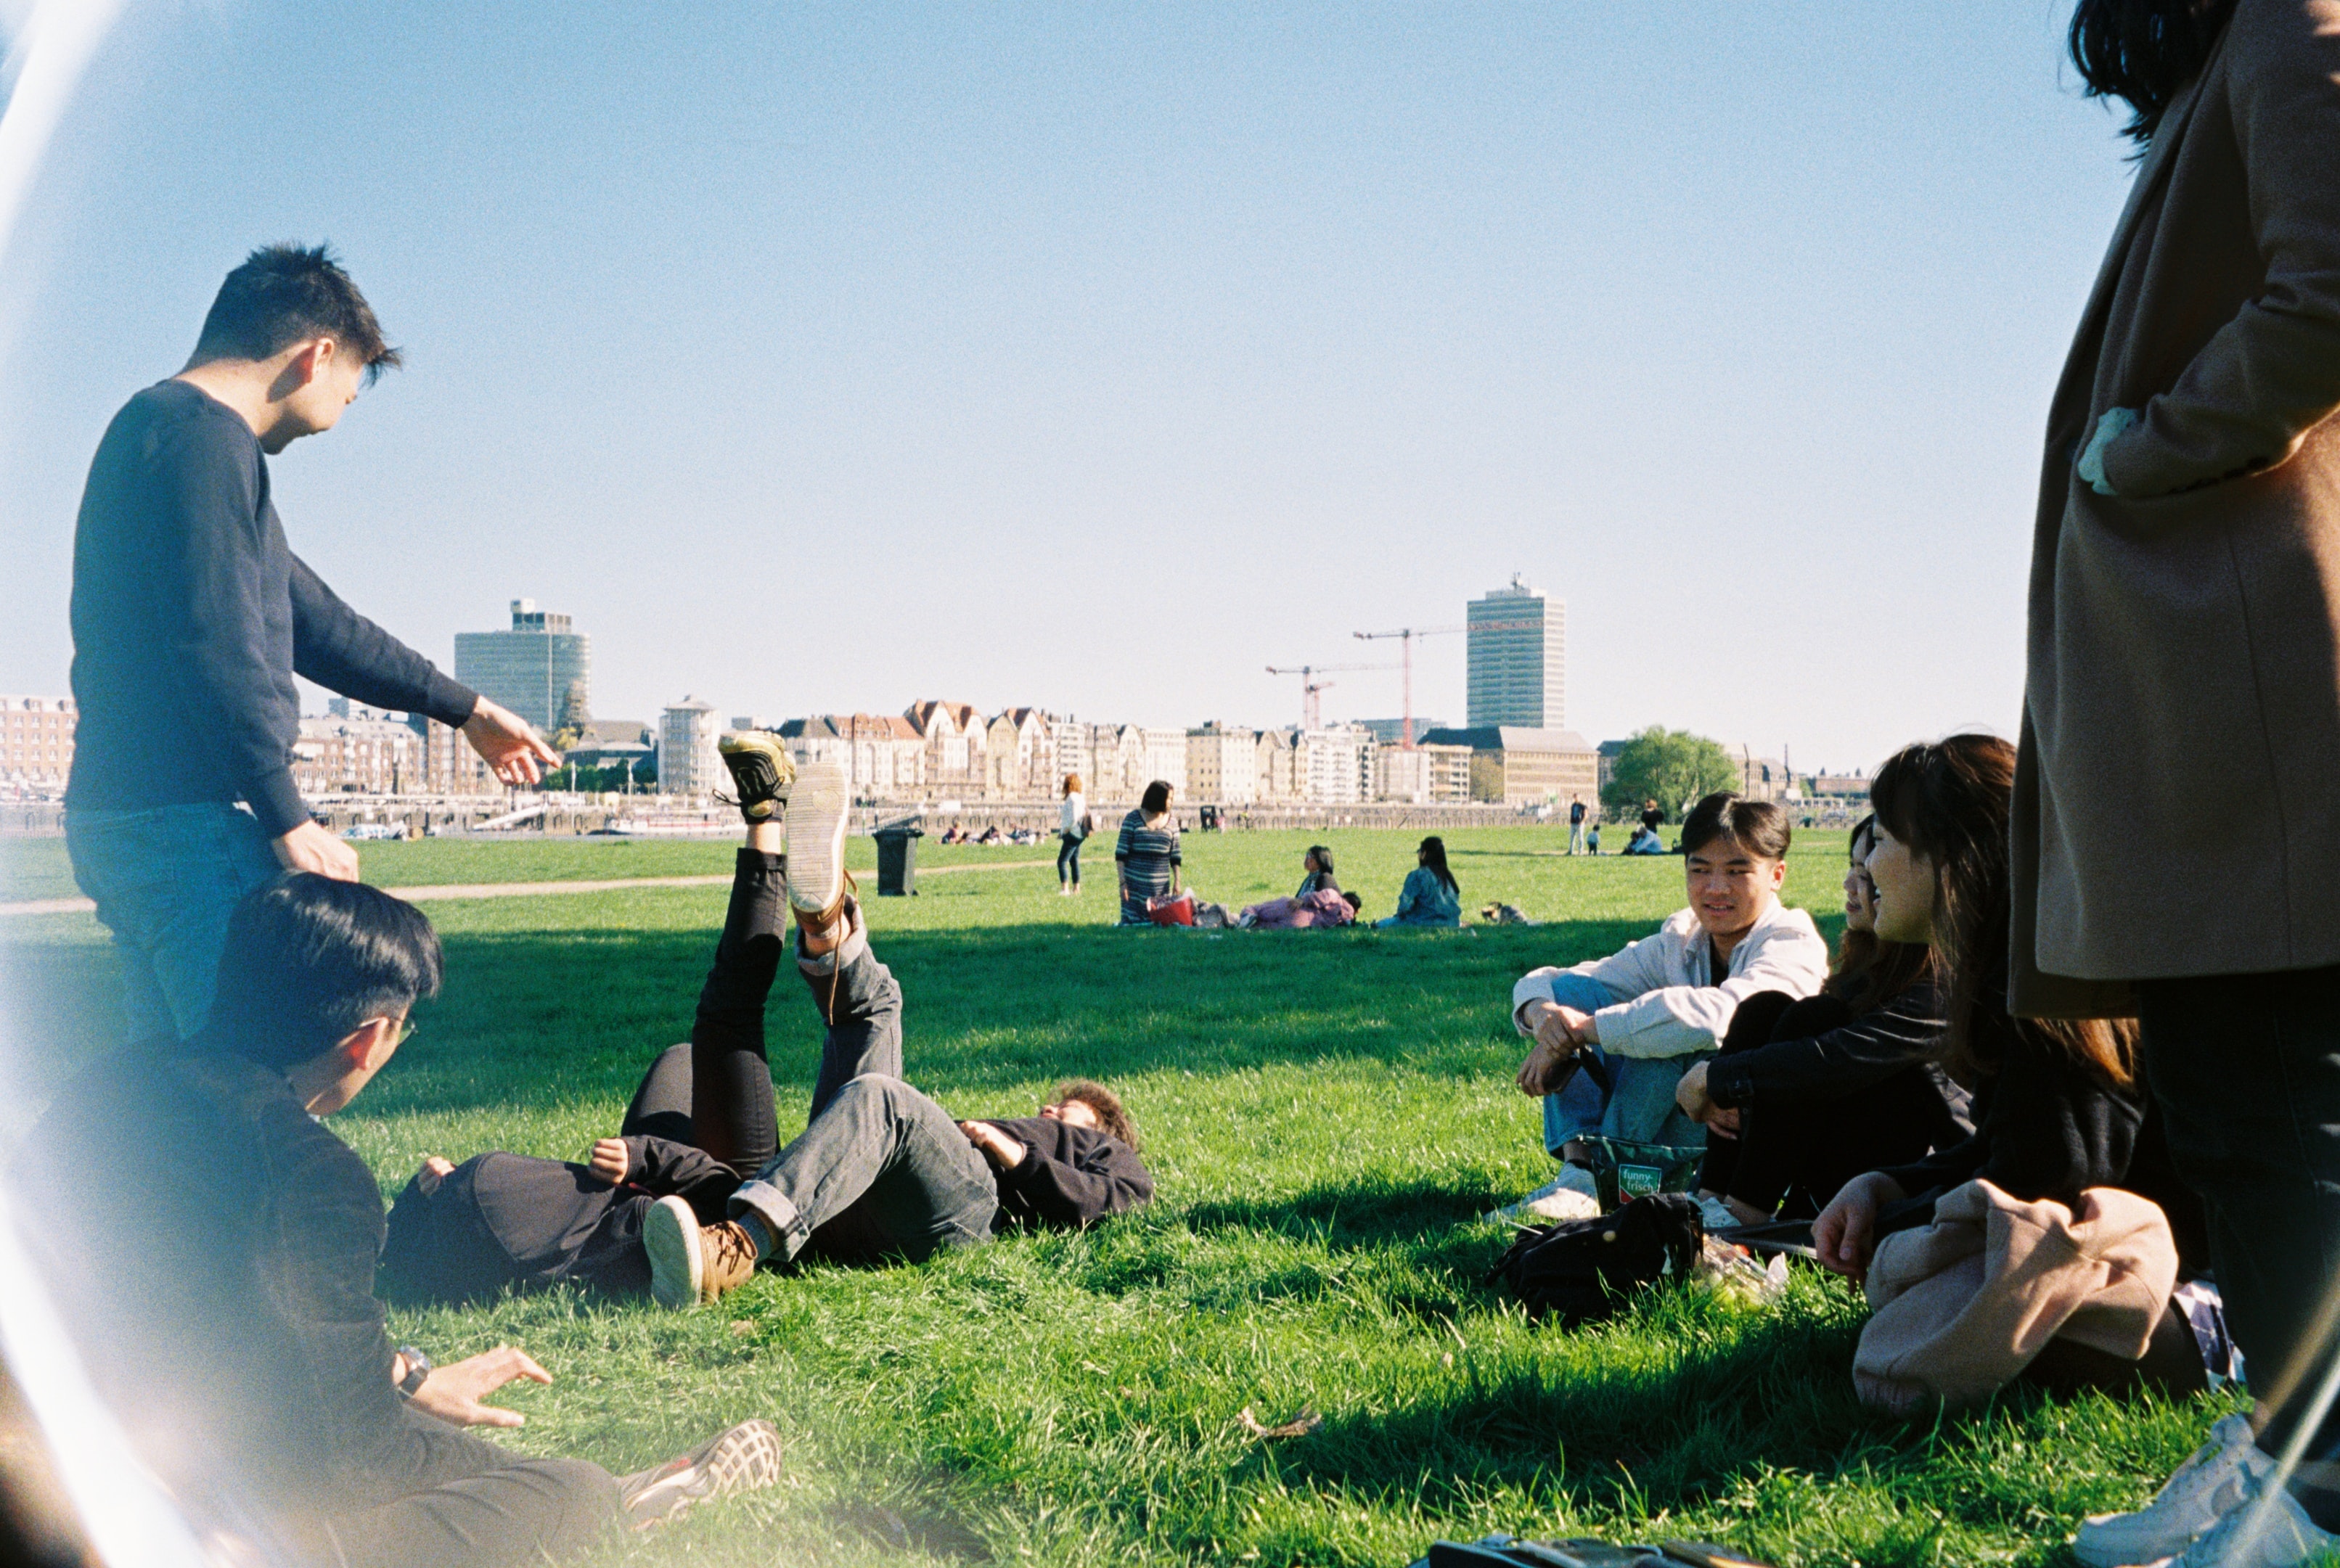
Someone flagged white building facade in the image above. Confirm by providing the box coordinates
[660,697,722,799]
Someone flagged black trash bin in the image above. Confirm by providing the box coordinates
[874,819,925,896]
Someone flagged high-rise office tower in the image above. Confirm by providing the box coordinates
[1466,575,1565,728]
[454,599,592,734]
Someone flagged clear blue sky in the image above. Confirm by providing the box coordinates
[0,2,2143,773]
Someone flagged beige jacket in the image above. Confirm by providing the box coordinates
[1854,1181,2178,1415]
[2015,0,2340,1014]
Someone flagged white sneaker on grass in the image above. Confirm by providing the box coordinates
[2170,1474,2338,1568]
[2073,1413,2265,1568]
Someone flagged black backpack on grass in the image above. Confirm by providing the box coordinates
[1488,1193,1703,1325]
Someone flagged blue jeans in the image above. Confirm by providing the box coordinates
[66,802,282,1043]
[1526,972,1711,1154]
[1568,822,1584,853]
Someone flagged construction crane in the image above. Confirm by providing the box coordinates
[1351,625,1462,748]
[1264,662,1394,731]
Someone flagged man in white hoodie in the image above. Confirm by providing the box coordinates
[1513,793,1829,1165]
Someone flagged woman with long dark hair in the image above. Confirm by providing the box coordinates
[1296,845,1338,898]
[1677,815,1963,1226]
[1380,836,1462,927]
[2020,3,2340,1559]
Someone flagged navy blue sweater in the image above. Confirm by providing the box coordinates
[68,380,476,836]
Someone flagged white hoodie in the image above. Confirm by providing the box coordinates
[1510,900,1830,1060]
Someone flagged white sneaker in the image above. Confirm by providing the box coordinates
[783,762,850,916]
[2074,1414,2266,1568]
[2170,1476,2337,1568]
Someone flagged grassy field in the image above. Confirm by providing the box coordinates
[0,826,2227,1567]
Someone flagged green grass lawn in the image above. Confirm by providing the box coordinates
[0,826,2227,1567]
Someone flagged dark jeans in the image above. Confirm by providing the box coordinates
[1058,833,1082,885]
[299,1409,618,1568]
[1698,992,1953,1216]
[684,863,998,1263]
[2139,964,2340,1458]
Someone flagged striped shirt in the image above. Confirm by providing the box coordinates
[1115,810,1181,924]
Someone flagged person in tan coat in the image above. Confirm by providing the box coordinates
[2017,3,2340,1564]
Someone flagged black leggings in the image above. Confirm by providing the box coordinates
[686,848,791,1177]
[1698,992,1956,1216]
[1058,833,1082,884]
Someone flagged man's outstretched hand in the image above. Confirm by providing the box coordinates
[406,1345,553,1428]
[462,697,561,787]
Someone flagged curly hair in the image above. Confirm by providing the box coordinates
[1054,1078,1140,1152]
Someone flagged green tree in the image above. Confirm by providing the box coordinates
[1599,726,1740,824]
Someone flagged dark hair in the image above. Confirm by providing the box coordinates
[1339,890,1363,914]
[191,243,401,382]
[1680,792,1791,861]
[197,874,441,1070]
[1870,736,2134,1088]
[1305,845,1334,879]
[1055,1078,1140,1151]
[2069,0,2236,143]
[1417,835,1457,895]
[1828,814,1933,1014]
[1140,779,1172,814]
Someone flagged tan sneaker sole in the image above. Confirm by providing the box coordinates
[785,762,850,915]
[643,1195,703,1310]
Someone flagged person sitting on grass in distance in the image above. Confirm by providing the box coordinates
[1296,845,1339,898]
[1378,835,1461,927]
[1674,813,1968,1232]
[22,875,782,1567]
[1511,792,1829,1203]
[631,750,1152,1309]
[1622,821,1666,855]
[1116,779,1182,924]
[1809,736,2211,1397]
[1237,887,1363,929]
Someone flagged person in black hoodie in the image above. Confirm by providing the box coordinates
[1811,736,2208,1394]
[385,743,1153,1311]
[25,875,780,1568]
[644,752,1153,1308]
[1676,814,1968,1226]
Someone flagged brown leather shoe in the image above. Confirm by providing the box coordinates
[700,1219,758,1303]
[645,1196,761,1308]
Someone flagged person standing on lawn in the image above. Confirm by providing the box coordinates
[1510,792,1828,1187]
[65,244,556,1044]
[1115,780,1182,924]
[642,756,1154,1307]
[1058,772,1089,896]
[1567,797,1587,855]
[2011,4,2340,1564]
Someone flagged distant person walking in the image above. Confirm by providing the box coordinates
[1057,773,1091,896]
[1568,798,1587,855]
[2015,5,2340,1564]
[1115,781,1181,925]
[1296,845,1338,898]
[1378,836,1461,928]
[65,245,556,1043]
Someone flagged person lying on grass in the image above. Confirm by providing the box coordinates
[1510,792,1829,1203]
[24,874,782,1568]
[1236,887,1362,928]
[645,742,1153,1308]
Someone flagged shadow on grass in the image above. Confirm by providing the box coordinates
[1183,1177,1505,1269]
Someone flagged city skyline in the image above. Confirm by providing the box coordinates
[0,7,2146,776]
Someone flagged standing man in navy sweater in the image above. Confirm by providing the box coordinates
[65,244,557,1043]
